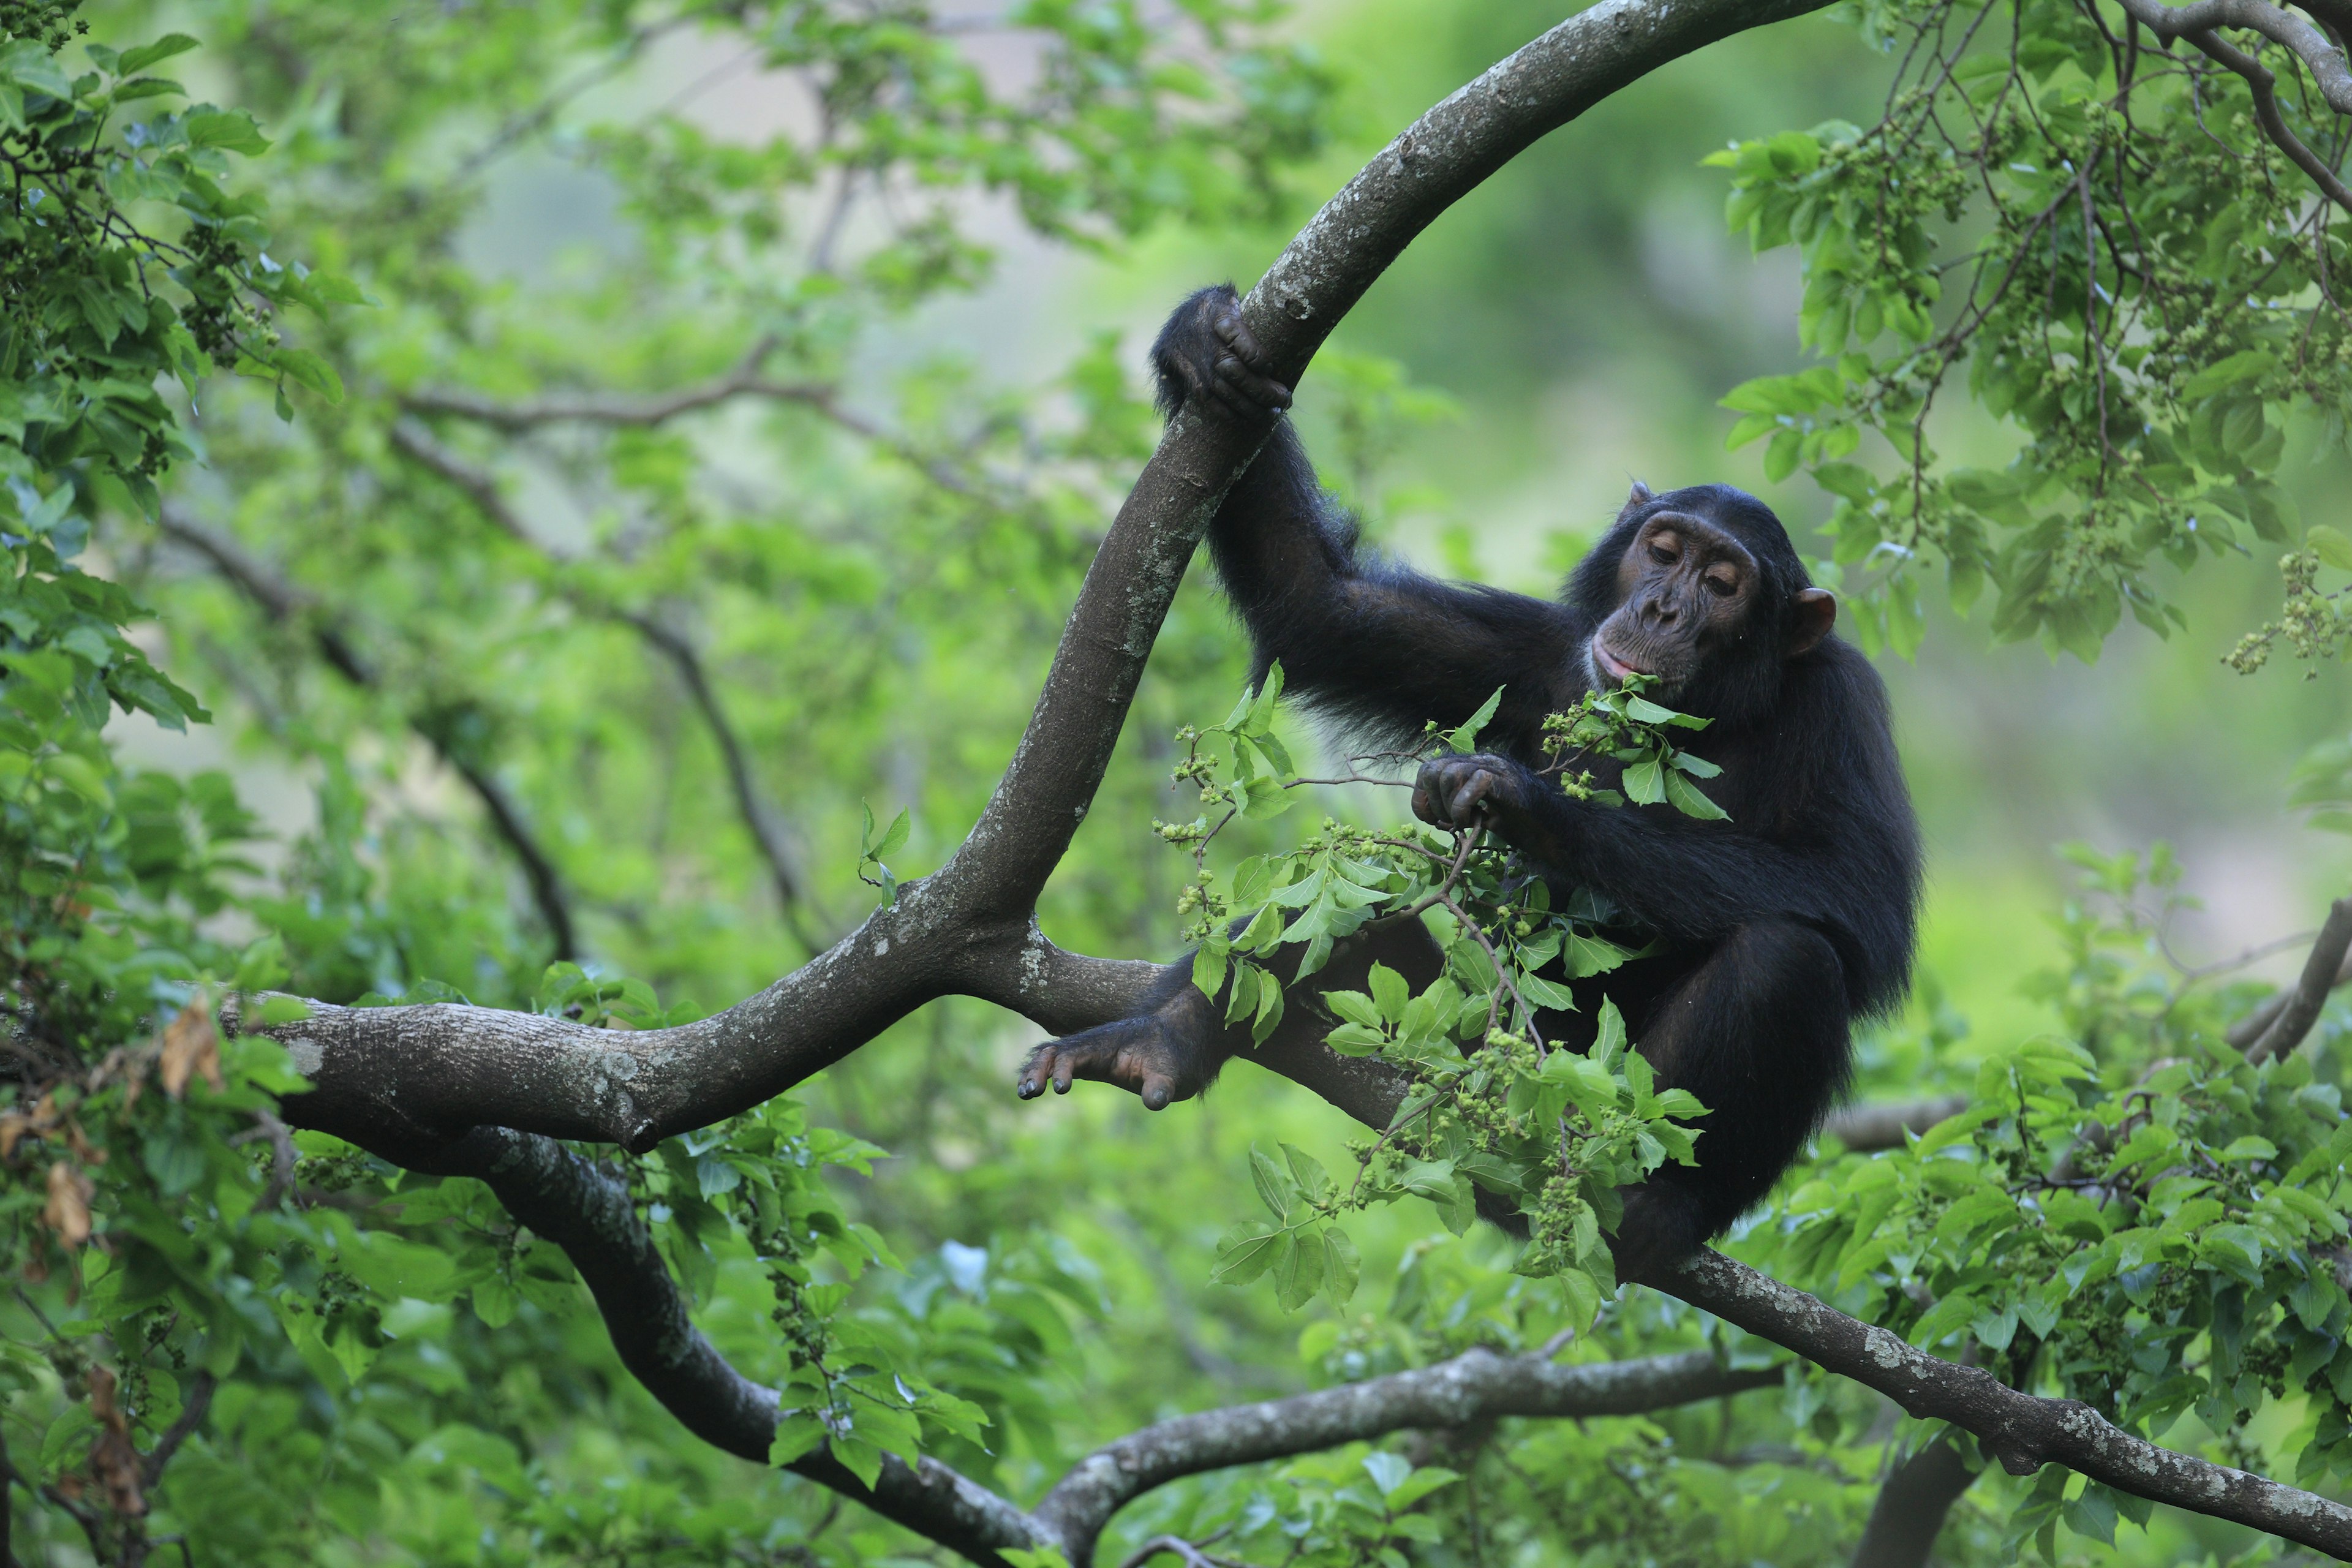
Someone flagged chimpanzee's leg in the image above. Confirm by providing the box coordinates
[1607,919,1851,1283]
[1016,919,1445,1112]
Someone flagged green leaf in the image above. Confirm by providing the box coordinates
[1250,1146,1300,1218]
[273,348,345,404]
[1319,1224,1360,1306]
[769,1412,828,1465]
[118,34,202,75]
[253,995,312,1027]
[1212,1219,1288,1286]
[1368,962,1409,1022]
[1273,1221,1325,1310]
[1281,1143,1332,1205]
[2308,525,2352,571]
[2180,349,2274,401]
[1621,758,1665,805]
[828,1434,883,1491]
[1662,769,1728,821]
[875,807,911,859]
[1323,989,1382,1028]
[1446,687,1505,753]
[183,107,273,155]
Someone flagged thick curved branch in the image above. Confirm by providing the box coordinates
[1035,1347,1777,1565]
[2121,0,2352,111]
[393,1125,1052,1567]
[2118,0,2352,211]
[255,0,1837,1149]
[154,506,581,961]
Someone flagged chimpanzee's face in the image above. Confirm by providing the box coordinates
[1587,511,1767,701]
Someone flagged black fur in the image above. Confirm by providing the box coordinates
[1020,285,1922,1279]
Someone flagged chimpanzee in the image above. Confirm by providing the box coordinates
[1017,285,1921,1278]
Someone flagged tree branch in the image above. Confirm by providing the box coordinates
[358,1120,1774,1567]
[612,606,826,949]
[2228,944,2352,1049]
[398,337,824,430]
[401,350,993,500]
[1847,1434,1978,1568]
[2117,0,2352,210]
[1033,1346,1778,1565]
[1657,1249,2352,1555]
[138,1371,216,1492]
[1820,1095,1970,1153]
[250,0,1838,1145]
[2120,0,2352,113]
[2242,895,2352,1062]
[154,505,582,961]
[394,1125,1052,1567]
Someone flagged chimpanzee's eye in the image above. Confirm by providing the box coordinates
[1648,542,1678,565]
[1704,569,1738,597]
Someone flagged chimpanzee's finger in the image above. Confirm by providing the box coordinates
[1139,1072,1176,1111]
[1213,353,1292,413]
[1449,769,1494,826]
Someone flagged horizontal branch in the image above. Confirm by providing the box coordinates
[236,914,1159,1152]
[1662,1250,2352,1556]
[399,337,826,430]
[401,349,991,499]
[1821,1095,1970,1153]
[2119,0,2352,211]
[1034,1346,1777,1564]
[1228,938,2352,1556]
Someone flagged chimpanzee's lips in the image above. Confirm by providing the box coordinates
[1590,636,1645,684]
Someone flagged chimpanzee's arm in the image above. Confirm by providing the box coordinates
[1154,286,1577,749]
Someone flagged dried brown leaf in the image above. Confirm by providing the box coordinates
[43,1160,92,1248]
[159,1003,221,1099]
[86,1365,146,1517]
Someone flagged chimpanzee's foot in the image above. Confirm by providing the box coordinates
[1016,985,1218,1111]
[1605,1182,1717,1286]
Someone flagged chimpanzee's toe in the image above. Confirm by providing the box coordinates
[1016,1015,1193,1110]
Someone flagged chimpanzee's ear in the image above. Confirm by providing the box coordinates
[1788,587,1836,657]
[1617,480,1654,524]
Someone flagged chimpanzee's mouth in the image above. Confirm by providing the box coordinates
[1590,636,1646,684]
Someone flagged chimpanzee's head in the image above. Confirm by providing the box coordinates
[1565,481,1836,722]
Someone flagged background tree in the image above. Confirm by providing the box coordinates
[6,1,2352,1566]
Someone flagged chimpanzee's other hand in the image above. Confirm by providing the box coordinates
[1412,753,1531,832]
[1151,284,1292,423]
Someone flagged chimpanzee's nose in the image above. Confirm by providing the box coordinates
[1640,592,1679,627]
